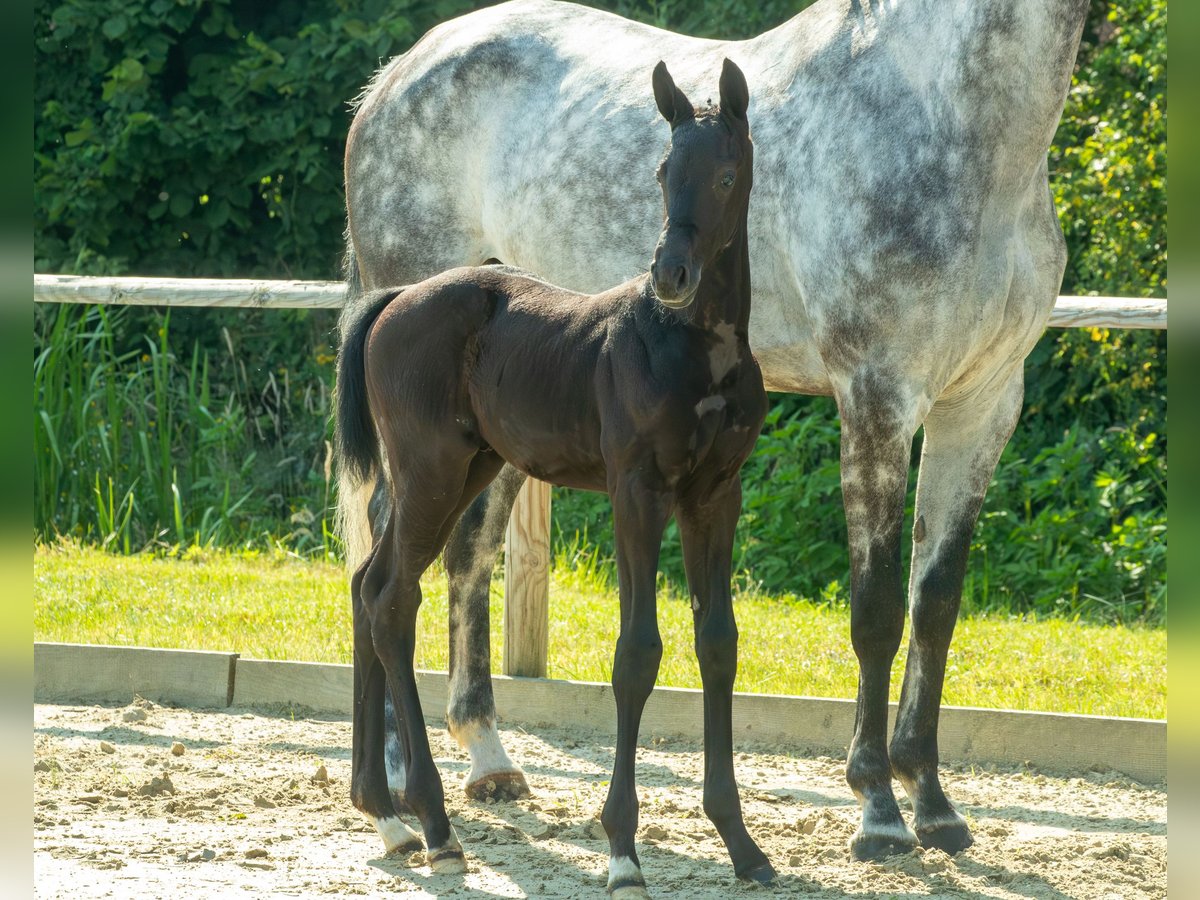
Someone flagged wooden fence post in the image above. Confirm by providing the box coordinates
[503,478,551,677]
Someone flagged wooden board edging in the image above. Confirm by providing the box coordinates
[33,644,1166,783]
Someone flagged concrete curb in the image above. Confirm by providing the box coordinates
[34,642,1166,783]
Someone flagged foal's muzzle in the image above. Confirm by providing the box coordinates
[651,257,700,309]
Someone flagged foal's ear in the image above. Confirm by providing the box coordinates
[719,58,749,124]
[652,60,694,128]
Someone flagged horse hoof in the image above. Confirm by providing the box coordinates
[609,882,652,899]
[849,823,918,862]
[375,816,423,855]
[916,814,974,855]
[465,770,531,802]
[428,847,468,874]
[739,860,777,885]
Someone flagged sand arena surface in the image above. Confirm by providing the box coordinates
[34,701,1165,898]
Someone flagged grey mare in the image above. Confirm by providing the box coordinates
[339,0,1089,862]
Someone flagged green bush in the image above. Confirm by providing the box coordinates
[33,0,1166,623]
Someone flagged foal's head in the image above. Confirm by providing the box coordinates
[649,59,753,309]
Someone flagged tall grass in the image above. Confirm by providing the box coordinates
[33,304,335,556]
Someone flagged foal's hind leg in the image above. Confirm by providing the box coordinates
[351,546,423,854]
[890,373,1023,854]
[677,475,774,884]
[368,452,505,872]
[443,463,531,800]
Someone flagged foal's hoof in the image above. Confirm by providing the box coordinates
[738,860,777,886]
[428,846,468,874]
[916,812,974,855]
[465,770,531,802]
[609,882,652,900]
[376,816,423,856]
[849,822,918,862]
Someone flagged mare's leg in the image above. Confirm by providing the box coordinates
[837,375,922,860]
[366,450,504,872]
[602,477,672,899]
[676,475,774,883]
[443,463,531,800]
[890,372,1023,853]
[351,542,423,854]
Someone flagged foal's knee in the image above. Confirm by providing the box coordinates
[696,617,738,689]
[612,632,663,697]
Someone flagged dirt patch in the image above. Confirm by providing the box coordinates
[33,701,1166,898]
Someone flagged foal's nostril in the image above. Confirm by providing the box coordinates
[673,266,688,292]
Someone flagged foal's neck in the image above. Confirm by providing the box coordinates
[679,209,751,338]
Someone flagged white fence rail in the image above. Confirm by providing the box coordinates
[33,274,1169,677]
[35,274,1169,329]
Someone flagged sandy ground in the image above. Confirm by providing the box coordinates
[33,700,1166,899]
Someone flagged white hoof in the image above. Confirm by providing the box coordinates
[429,848,468,874]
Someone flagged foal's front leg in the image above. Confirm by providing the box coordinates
[602,477,672,899]
[676,476,774,884]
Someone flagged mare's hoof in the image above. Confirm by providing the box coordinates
[849,823,918,862]
[465,770,531,802]
[428,847,468,874]
[739,860,777,885]
[916,814,974,855]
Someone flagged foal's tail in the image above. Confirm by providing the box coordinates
[334,250,402,569]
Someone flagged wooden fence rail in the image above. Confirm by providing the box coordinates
[33,274,1169,678]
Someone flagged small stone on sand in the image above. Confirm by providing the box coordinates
[170,742,185,756]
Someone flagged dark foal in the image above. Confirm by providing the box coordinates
[335,59,772,895]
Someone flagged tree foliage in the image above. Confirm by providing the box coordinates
[33,0,1166,622]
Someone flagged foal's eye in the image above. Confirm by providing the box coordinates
[720,171,736,188]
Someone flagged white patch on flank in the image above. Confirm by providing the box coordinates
[451,717,524,787]
[694,394,726,417]
[373,815,422,854]
[691,594,701,612]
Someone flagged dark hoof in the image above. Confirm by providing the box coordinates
[465,770,531,802]
[738,860,778,886]
[917,817,974,855]
[849,825,918,862]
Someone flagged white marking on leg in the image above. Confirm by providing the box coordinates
[450,717,524,786]
[372,815,422,854]
[607,856,649,898]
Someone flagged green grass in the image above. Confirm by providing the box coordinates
[33,542,1166,719]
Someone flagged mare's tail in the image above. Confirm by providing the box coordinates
[334,245,402,569]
